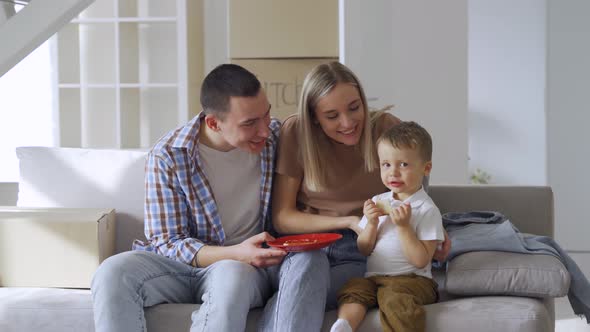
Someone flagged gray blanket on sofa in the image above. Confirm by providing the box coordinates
[442,211,590,324]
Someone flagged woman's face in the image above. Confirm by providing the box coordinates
[313,83,365,146]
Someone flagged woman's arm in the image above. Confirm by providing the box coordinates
[433,229,451,262]
[272,173,360,234]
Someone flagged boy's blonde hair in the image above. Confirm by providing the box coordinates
[378,121,433,162]
[298,61,380,191]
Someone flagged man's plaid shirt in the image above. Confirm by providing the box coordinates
[133,112,281,266]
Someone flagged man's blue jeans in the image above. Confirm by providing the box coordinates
[91,250,330,332]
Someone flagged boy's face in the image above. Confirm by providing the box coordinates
[378,141,432,201]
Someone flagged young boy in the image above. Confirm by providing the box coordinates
[331,121,445,332]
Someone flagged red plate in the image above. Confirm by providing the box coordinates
[267,233,343,252]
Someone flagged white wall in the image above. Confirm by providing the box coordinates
[0,40,55,182]
[203,0,228,73]
[341,0,469,184]
[547,1,590,251]
[469,0,547,185]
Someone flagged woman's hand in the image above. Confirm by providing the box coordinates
[433,229,451,262]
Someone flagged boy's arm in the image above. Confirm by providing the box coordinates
[397,228,438,268]
[357,219,379,256]
[357,199,382,256]
[391,203,437,268]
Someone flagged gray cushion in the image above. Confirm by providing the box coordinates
[445,251,570,298]
[0,287,553,332]
[0,288,94,332]
[146,297,553,332]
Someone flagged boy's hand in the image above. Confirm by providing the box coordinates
[363,199,383,224]
[390,203,412,227]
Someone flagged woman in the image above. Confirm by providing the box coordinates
[273,61,395,309]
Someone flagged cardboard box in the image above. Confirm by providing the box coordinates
[0,207,116,288]
[229,0,338,58]
[232,58,338,120]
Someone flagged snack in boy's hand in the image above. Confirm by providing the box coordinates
[375,199,393,214]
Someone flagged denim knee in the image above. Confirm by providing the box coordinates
[92,251,144,301]
[283,251,330,289]
[289,250,329,274]
[205,260,265,300]
[201,260,272,314]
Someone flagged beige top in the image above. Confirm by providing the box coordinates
[276,112,401,217]
[199,143,261,246]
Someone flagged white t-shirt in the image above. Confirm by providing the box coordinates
[199,144,262,246]
[359,187,444,278]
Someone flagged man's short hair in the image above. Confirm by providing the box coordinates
[378,121,433,162]
[200,64,261,118]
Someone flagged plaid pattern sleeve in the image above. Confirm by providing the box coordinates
[258,118,281,233]
[141,150,204,265]
[133,114,281,266]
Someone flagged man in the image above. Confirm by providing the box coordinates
[91,64,329,332]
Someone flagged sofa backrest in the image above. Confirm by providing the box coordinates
[15,147,555,255]
[429,185,554,237]
[16,147,148,253]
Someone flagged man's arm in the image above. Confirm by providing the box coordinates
[144,152,205,265]
[147,152,286,268]
[194,232,286,268]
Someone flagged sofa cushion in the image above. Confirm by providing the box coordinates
[445,251,570,298]
[16,147,148,253]
[0,288,94,332]
[0,287,552,332]
[141,298,557,332]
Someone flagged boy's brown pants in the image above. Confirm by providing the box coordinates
[337,274,438,332]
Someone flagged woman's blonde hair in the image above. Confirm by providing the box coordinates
[298,61,380,191]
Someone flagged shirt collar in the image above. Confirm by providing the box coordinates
[386,187,428,209]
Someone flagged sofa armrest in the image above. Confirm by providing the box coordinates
[428,185,554,237]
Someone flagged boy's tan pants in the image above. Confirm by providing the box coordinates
[337,274,438,332]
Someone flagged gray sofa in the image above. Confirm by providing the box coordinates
[0,148,558,332]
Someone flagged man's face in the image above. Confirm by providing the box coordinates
[216,90,272,153]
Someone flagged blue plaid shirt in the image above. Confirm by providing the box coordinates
[133,112,281,266]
